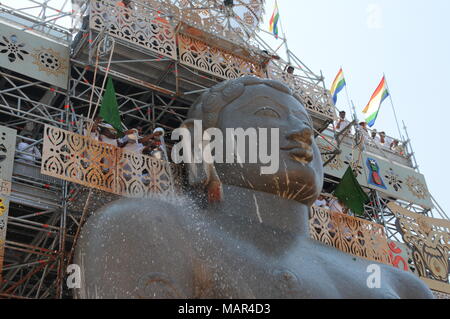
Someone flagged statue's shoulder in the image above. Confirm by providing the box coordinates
[296,240,433,298]
[78,196,205,262]
[75,196,206,298]
[87,196,196,230]
[381,263,434,299]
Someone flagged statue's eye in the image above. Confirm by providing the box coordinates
[254,107,280,118]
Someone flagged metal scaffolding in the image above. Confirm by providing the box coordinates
[0,0,447,299]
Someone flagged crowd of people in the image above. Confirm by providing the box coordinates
[14,117,167,167]
[314,194,352,216]
[87,117,167,160]
[334,111,407,157]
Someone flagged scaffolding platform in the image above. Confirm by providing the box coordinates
[0,0,448,299]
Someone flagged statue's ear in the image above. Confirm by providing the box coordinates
[178,119,223,203]
[178,119,207,187]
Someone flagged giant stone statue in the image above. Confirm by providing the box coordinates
[74,77,433,298]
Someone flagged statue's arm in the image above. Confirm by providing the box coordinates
[75,198,197,299]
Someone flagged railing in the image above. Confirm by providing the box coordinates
[388,202,450,293]
[40,125,180,198]
[177,33,264,79]
[309,206,391,264]
[362,128,410,161]
[266,61,335,119]
[142,0,264,45]
[90,0,178,59]
[321,128,413,166]
[82,0,336,121]
[310,204,450,294]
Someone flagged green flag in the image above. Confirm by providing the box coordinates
[99,77,122,134]
[334,166,369,216]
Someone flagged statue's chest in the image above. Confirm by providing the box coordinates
[264,267,307,298]
[214,250,317,298]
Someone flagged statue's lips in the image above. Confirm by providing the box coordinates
[281,143,313,164]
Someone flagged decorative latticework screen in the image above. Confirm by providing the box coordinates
[0,126,16,282]
[116,150,178,198]
[268,65,335,120]
[177,33,263,80]
[90,0,177,59]
[41,125,179,198]
[309,206,391,264]
[388,202,450,294]
[42,125,117,193]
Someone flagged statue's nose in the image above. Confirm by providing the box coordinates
[287,128,313,145]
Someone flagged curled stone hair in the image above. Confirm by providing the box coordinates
[184,76,306,204]
[188,75,299,127]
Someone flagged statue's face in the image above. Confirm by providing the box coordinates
[214,84,323,206]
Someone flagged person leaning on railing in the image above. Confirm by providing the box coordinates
[98,123,119,146]
[379,131,394,148]
[282,64,295,84]
[390,139,406,157]
[335,111,350,133]
[141,128,165,160]
[370,128,379,144]
[357,121,371,145]
[261,50,280,78]
[314,194,329,210]
[16,134,42,165]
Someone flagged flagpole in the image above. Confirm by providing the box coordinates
[383,73,404,141]
[275,0,291,64]
[341,66,354,117]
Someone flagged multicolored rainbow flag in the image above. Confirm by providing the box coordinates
[330,68,346,104]
[362,76,390,127]
[269,2,280,38]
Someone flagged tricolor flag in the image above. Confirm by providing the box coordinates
[362,76,390,127]
[330,68,346,105]
[269,2,280,38]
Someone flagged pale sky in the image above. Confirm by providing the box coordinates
[262,0,450,215]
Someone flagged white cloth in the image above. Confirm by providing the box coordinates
[83,128,99,141]
[329,199,344,214]
[314,199,327,207]
[124,141,144,154]
[98,123,118,146]
[100,135,117,147]
[360,129,370,143]
[335,119,350,132]
[371,135,381,145]
[17,142,41,164]
[117,135,129,145]
[383,136,393,148]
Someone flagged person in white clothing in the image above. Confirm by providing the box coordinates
[358,122,371,144]
[123,128,144,154]
[17,135,41,165]
[83,118,100,141]
[328,198,344,215]
[380,132,393,149]
[335,111,350,133]
[314,195,329,209]
[98,123,118,147]
[370,129,380,145]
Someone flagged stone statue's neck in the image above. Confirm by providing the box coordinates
[207,184,311,254]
